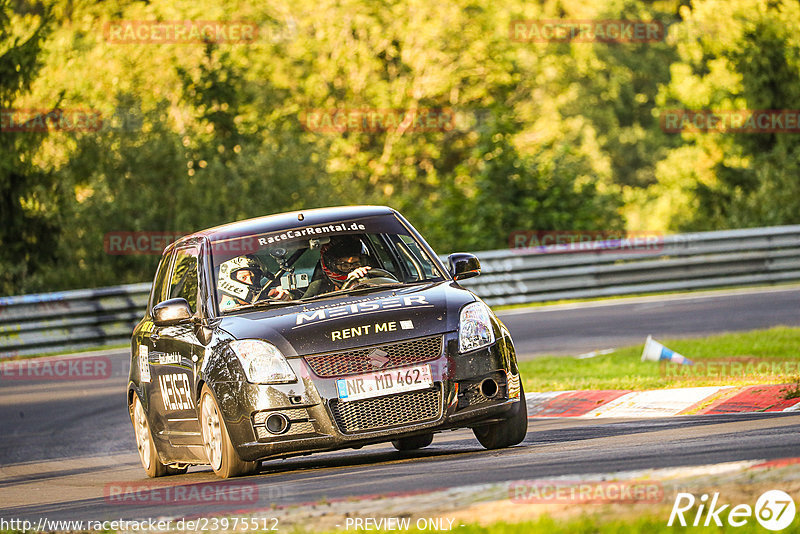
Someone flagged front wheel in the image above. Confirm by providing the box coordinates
[200,384,258,478]
[472,383,528,450]
[131,394,187,477]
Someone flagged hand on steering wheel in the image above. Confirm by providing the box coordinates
[267,287,292,301]
[340,267,398,290]
[340,266,371,290]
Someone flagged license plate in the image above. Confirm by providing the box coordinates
[336,364,433,402]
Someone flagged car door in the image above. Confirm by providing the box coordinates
[136,249,173,425]
[150,244,205,447]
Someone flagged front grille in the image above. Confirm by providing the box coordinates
[255,421,315,440]
[329,386,442,434]
[305,335,443,378]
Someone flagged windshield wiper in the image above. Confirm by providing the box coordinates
[344,282,406,294]
[232,299,302,312]
[300,282,406,302]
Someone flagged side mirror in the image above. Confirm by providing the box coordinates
[153,298,193,326]
[448,253,481,281]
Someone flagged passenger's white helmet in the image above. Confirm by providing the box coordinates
[218,255,265,303]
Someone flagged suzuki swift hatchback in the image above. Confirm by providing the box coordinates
[128,206,527,478]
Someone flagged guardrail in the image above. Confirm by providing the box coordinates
[458,225,800,305]
[2,225,799,357]
[0,284,150,357]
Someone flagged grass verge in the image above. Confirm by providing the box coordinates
[305,512,800,534]
[517,326,800,392]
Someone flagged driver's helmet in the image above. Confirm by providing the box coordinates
[218,255,266,304]
[320,235,366,284]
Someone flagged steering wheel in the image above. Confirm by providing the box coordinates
[340,268,398,290]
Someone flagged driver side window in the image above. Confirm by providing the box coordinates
[149,252,173,312]
[168,247,200,314]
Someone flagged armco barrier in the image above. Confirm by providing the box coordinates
[2,225,799,357]
[458,225,800,306]
[0,283,150,357]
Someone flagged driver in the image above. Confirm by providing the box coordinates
[301,235,371,299]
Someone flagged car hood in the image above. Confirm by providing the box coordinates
[216,281,476,357]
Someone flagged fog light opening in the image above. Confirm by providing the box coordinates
[265,413,290,434]
[480,378,499,399]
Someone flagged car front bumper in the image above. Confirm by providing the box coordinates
[209,332,522,462]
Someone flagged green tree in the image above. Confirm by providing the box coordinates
[427,111,623,251]
[0,0,57,295]
[6,0,686,293]
[654,0,800,231]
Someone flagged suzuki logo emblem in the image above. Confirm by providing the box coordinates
[368,348,390,369]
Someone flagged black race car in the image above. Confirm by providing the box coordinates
[128,206,527,478]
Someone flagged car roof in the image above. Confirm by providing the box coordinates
[174,205,398,247]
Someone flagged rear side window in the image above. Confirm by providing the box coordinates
[149,252,173,311]
[168,247,200,313]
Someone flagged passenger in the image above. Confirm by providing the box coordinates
[218,255,289,310]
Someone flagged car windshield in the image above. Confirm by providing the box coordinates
[210,215,445,313]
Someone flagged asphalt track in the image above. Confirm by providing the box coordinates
[499,285,800,357]
[1,287,799,523]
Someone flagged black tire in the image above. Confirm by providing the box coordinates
[200,384,258,478]
[131,394,186,477]
[392,433,434,451]
[165,465,188,475]
[472,382,528,450]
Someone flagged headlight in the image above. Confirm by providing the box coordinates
[229,340,297,384]
[458,301,496,352]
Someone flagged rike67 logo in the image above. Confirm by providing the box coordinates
[669,490,796,531]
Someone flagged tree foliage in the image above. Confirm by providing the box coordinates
[654,0,800,230]
[0,0,56,295]
[2,0,798,294]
